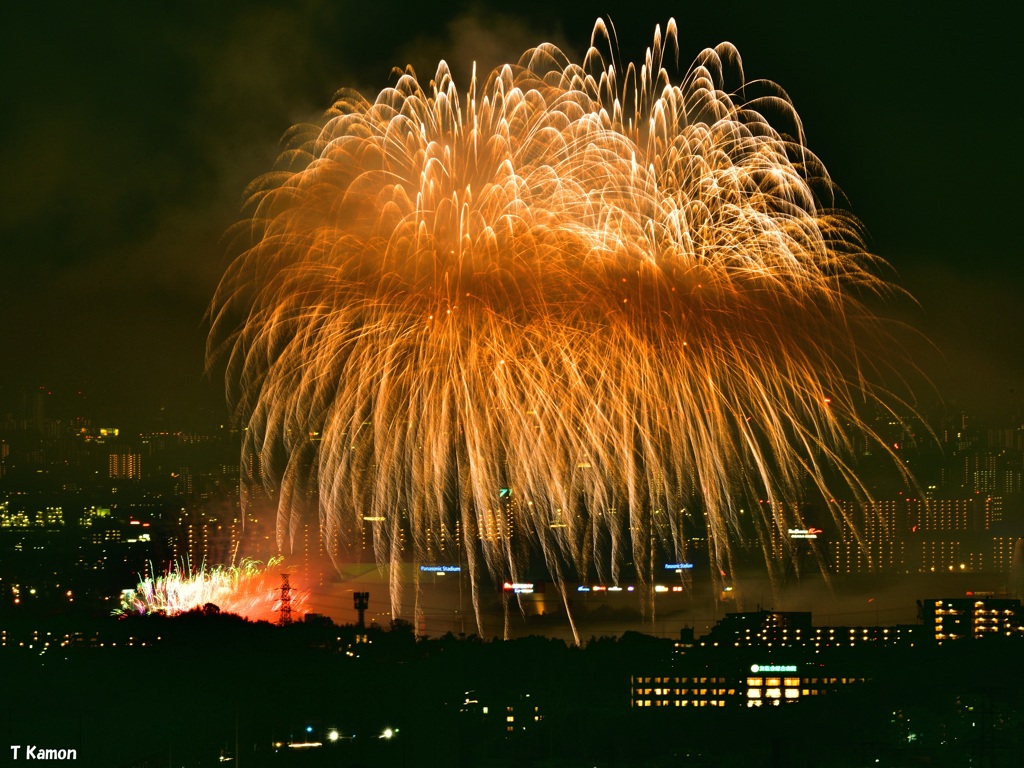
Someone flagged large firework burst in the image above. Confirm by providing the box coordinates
[209,20,916,638]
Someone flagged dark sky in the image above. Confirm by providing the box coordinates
[1,1,1020,425]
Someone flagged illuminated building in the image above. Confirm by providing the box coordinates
[630,674,733,708]
[504,693,544,734]
[699,609,921,650]
[829,539,905,575]
[702,610,812,647]
[828,500,910,575]
[914,499,976,532]
[983,495,1005,527]
[630,662,867,709]
[421,519,460,560]
[0,504,65,529]
[172,467,193,496]
[741,663,867,708]
[458,691,545,736]
[108,452,141,480]
[992,536,1018,574]
[918,540,964,573]
[826,497,1018,575]
[919,597,1024,642]
[0,502,28,528]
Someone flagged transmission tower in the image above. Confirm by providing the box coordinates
[278,573,293,626]
[354,591,369,628]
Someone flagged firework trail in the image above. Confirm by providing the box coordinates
[115,557,306,622]
[209,20,918,640]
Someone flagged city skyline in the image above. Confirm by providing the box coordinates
[4,0,1024,619]
[3,9,1023,764]
[1,1,1021,424]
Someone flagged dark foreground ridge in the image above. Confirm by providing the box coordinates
[2,606,1022,767]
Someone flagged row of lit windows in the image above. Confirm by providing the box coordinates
[633,682,867,708]
[747,677,800,687]
[635,700,727,708]
[837,499,975,526]
[745,627,894,637]
[636,688,733,697]
[0,506,66,528]
[634,677,864,696]
[827,537,1019,574]
[635,676,726,684]
[747,688,800,700]
[828,541,905,574]
[109,453,142,480]
[724,626,905,647]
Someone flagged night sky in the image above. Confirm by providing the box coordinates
[2,1,1020,425]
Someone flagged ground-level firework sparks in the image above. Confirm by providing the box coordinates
[115,557,307,622]
[209,20,920,640]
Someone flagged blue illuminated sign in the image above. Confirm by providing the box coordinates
[419,565,462,573]
[664,563,694,570]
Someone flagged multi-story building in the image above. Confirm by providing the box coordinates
[918,596,1024,642]
[825,496,1023,576]
[108,452,141,480]
[630,660,868,710]
[698,609,921,650]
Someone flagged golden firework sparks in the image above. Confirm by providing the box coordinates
[210,20,919,642]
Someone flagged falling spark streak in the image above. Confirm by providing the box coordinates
[209,20,919,642]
